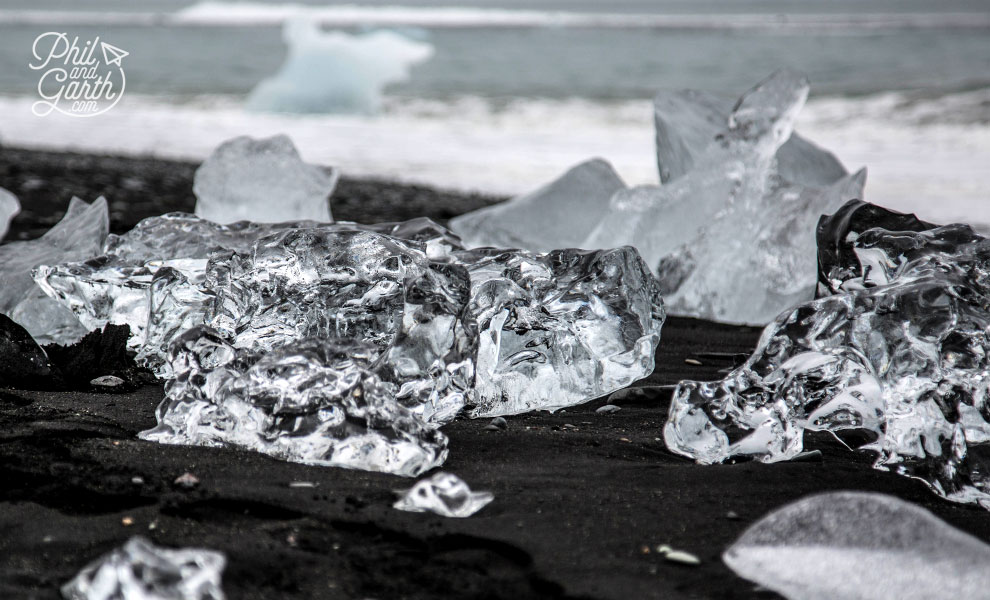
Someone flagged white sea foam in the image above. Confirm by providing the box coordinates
[1,4,988,30]
[0,89,987,226]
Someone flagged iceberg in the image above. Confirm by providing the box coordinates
[0,186,19,240]
[246,20,433,115]
[664,201,990,508]
[584,69,865,325]
[0,197,107,345]
[724,492,990,600]
[393,472,493,517]
[139,327,450,477]
[193,134,338,224]
[448,158,626,252]
[61,536,226,600]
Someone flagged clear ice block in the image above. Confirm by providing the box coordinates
[448,158,626,252]
[139,327,449,477]
[724,492,990,600]
[0,186,19,241]
[664,201,990,507]
[61,536,226,600]
[0,197,108,345]
[585,70,865,325]
[393,472,493,517]
[193,134,337,224]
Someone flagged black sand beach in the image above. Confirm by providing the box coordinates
[3,148,990,599]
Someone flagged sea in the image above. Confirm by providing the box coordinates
[0,0,988,226]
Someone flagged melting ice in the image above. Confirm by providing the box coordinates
[665,200,990,507]
[0,187,19,240]
[393,472,493,517]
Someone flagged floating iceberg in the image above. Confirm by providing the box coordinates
[246,20,433,114]
[665,201,990,507]
[459,245,664,417]
[193,134,338,224]
[139,327,450,477]
[61,536,226,600]
[449,158,626,252]
[394,472,493,517]
[585,69,865,325]
[0,197,107,345]
[0,187,19,240]
[724,492,990,600]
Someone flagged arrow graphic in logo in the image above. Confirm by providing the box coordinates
[100,42,128,67]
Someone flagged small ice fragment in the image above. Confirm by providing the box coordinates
[656,545,701,566]
[0,186,20,240]
[393,472,493,518]
[288,481,316,489]
[0,197,108,345]
[174,472,200,489]
[193,134,337,224]
[60,536,226,600]
[449,158,626,252]
[596,404,621,415]
[724,492,990,600]
[90,375,124,387]
[140,328,449,477]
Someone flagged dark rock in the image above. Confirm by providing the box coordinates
[0,314,53,387]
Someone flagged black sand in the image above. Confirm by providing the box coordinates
[3,148,990,599]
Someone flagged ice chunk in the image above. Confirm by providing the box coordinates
[449,158,626,252]
[459,245,665,417]
[193,134,337,224]
[664,201,990,507]
[393,472,493,518]
[247,20,434,115]
[723,492,990,600]
[0,186,19,240]
[139,327,449,477]
[585,70,865,325]
[654,75,847,186]
[0,197,108,345]
[61,536,226,600]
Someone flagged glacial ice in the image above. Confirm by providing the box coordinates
[61,536,226,600]
[193,134,338,224]
[37,213,665,422]
[458,245,665,417]
[723,492,990,600]
[0,186,19,240]
[0,197,108,345]
[585,69,865,325]
[393,472,493,517]
[448,158,626,252]
[664,200,990,507]
[139,327,450,477]
[246,20,434,115]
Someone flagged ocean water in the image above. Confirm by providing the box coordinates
[0,0,988,225]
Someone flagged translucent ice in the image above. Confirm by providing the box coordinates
[585,70,865,325]
[724,492,990,600]
[61,536,226,600]
[193,134,338,224]
[458,245,665,417]
[246,20,434,115]
[664,201,990,507]
[393,472,493,518]
[139,327,449,477]
[0,197,107,344]
[448,158,626,252]
[0,186,19,240]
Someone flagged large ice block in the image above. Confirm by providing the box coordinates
[0,187,19,240]
[193,134,338,224]
[458,245,665,417]
[585,70,865,325]
[448,158,626,252]
[61,536,226,600]
[664,201,990,507]
[139,327,449,477]
[724,492,990,600]
[0,197,107,345]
